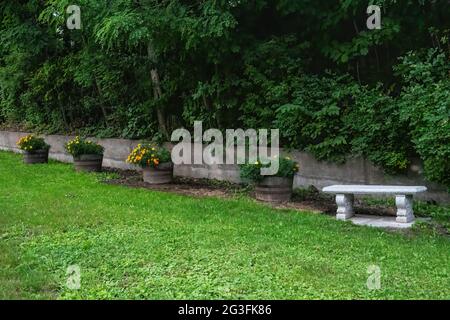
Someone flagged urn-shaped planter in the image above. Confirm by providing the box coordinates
[255,176,293,203]
[23,149,49,164]
[142,162,173,185]
[73,154,103,172]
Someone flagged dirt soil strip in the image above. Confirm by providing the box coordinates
[101,168,399,217]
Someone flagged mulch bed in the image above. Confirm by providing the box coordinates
[103,168,235,198]
[101,168,397,218]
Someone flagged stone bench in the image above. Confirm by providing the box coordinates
[322,185,427,223]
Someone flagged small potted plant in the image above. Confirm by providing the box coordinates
[65,136,104,172]
[16,134,50,164]
[240,156,299,202]
[126,143,173,184]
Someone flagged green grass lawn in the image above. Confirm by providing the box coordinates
[0,151,449,300]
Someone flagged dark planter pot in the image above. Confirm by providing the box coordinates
[23,149,49,164]
[73,154,103,172]
[142,163,173,185]
[255,176,293,203]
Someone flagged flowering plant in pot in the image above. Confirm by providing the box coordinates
[16,134,50,164]
[65,136,104,172]
[126,144,173,184]
[240,156,299,202]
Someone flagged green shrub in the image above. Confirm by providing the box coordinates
[395,49,450,189]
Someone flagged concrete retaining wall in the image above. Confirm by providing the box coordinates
[1,130,448,203]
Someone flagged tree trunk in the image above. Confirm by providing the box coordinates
[148,43,168,139]
[94,78,110,127]
[58,98,69,131]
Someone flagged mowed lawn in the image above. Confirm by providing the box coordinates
[0,151,449,300]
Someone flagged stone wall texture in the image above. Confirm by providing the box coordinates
[1,130,448,203]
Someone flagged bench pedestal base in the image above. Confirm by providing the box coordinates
[325,185,424,225]
[336,194,354,221]
[333,193,415,224]
[395,195,414,223]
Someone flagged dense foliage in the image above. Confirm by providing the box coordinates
[65,136,104,157]
[16,134,49,152]
[0,1,449,187]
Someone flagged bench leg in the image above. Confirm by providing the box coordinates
[336,194,354,221]
[395,195,414,223]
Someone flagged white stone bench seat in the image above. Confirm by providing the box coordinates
[322,185,427,224]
